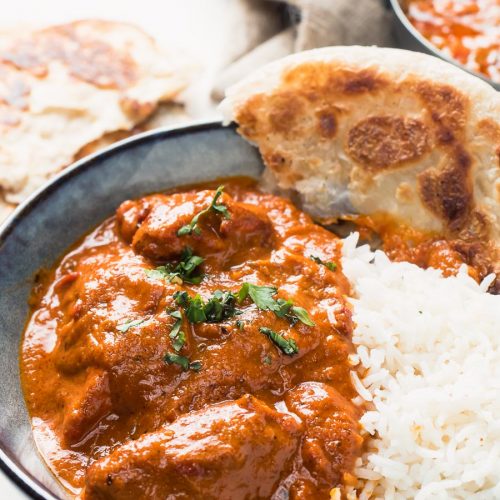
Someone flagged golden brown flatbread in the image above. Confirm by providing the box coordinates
[0,20,188,205]
[221,46,500,283]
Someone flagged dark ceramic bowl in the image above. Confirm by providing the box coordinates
[0,122,263,499]
[389,0,500,91]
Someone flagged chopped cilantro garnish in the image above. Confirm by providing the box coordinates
[177,186,230,236]
[263,354,272,365]
[170,310,182,321]
[236,320,245,330]
[171,331,186,352]
[173,291,189,307]
[175,290,240,324]
[238,283,315,327]
[164,352,190,370]
[259,327,299,356]
[204,291,239,322]
[186,294,208,323]
[169,310,185,352]
[310,255,337,271]
[145,247,204,285]
[274,298,293,318]
[291,306,315,326]
[238,283,278,310]
[117,318,145,333]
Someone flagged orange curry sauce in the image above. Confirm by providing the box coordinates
[352,213,479,281]
[406,0,500,82]
[21,179,364,499]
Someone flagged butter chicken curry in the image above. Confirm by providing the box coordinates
[21,179,364,499]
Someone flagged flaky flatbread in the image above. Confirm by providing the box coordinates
[221,46,500,284]
[0,20,188,204]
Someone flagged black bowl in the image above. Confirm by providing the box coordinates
[389,0,500,91]
[0,122,264,499]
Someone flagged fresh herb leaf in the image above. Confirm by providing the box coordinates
[238,283,278,311]
[274,298,293,318]
[259,327,299,356]
[177,224,197,237]
[238,283,314,327]
[145,267,171,280]
[291,306,316,326]
[236,320,245,330]
[170,310,182,320]
[186,294,207,323]
[263,354,272,365]
[169,318,182,339]
[175,290,240,324]
[177,186,230,236]
[176,247,204,284]
[164,352,190,370]
[310,255,337,271]
[189,360,202,372]
[237,282,250,303]
[117,318,145,333]
[145,248,204,285]
[171,331,186,352]
[168,310,185,352]
[174,291,189,307]
[205,291,239,322]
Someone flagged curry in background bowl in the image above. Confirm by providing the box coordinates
[406,0,499,83]
[391,0,500,88]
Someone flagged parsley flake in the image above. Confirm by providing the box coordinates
[175,290,241,324]
[145,247,204,285]
[291,306,315,327]
[238,283,278,310]
[169,310,185,352]
[238,283,315,327]
[173,291,189,307]
[117,318,145,333]
[177,186,230,236]
[164,352,190,370]
[186,294,208,323]
[164,352,202,372]
[259,327,299,356]
[310,255,337,271]
[171,331,186,352]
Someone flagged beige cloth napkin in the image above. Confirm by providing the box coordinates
[212,0,395,100]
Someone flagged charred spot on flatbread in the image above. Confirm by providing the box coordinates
[347,116,430,169]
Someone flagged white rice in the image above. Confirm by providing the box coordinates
[342,233,500,499]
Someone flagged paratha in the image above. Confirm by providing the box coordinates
[0,20,188,205]
[220,46,500,287]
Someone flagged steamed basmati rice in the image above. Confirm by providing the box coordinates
[342,233,500,499]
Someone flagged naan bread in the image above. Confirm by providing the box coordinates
[0,20,188,204]
[73,104,191,161]
[221,46,500,282]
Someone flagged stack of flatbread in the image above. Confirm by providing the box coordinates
[0,19,190,220]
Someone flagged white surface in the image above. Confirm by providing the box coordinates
[0,1,247,497]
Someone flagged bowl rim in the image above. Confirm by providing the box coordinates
[0,119,227,500]
[388,0,499,90]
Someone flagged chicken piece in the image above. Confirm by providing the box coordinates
[83,395,302,500]
[285,382,363,493]
[115,190,274,263]
[61,370,112,445]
